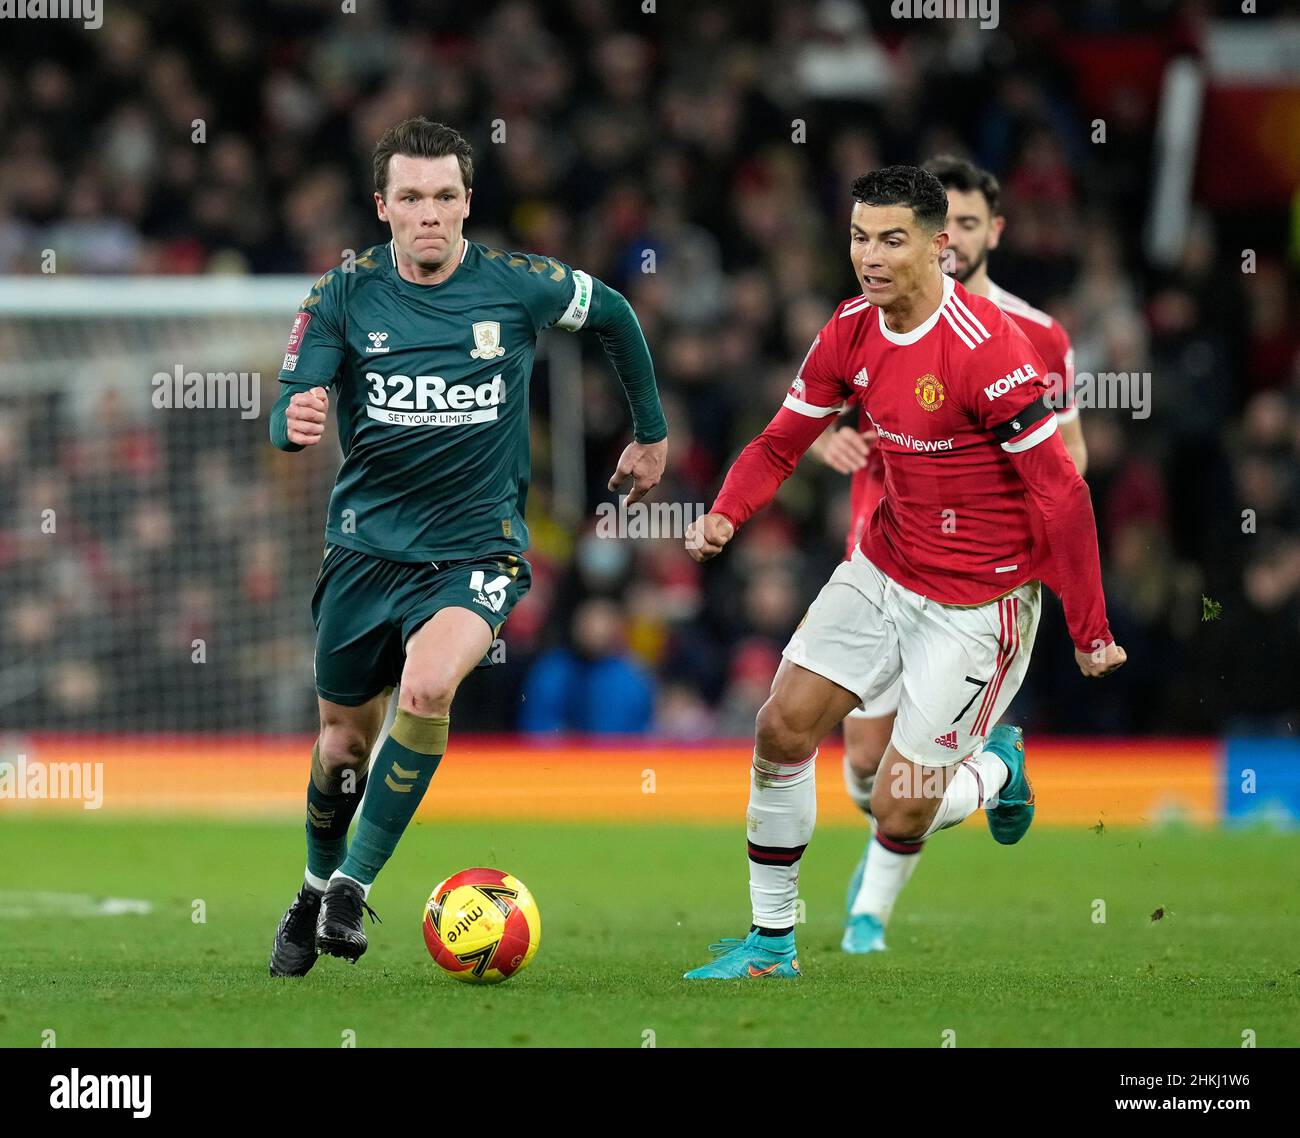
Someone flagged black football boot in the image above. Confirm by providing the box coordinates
[314,877,381,963]
[269,885,323,977]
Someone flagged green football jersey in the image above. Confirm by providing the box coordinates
[278,238,600,563]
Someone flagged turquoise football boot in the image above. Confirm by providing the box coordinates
[682,929,801,980]
[841,912,887,954]
[984,724,1034,845]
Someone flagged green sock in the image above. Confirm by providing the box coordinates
[305,739,368,883]
[336,710,448,886]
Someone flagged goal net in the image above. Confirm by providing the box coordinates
[0,277,582,754]
[0,277,337,740]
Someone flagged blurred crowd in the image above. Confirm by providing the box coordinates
[1,0,1297,737]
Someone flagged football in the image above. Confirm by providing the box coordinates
[422,868,541,984]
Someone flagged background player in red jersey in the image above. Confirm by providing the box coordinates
[681,166,1125,980]
[811,156,1092,953]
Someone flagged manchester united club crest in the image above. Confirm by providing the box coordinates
[470,321,506,360]
[914,374,945,412]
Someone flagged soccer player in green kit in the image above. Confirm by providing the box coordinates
[268,118,668,975]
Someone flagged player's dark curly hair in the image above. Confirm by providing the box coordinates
[921,154,1001,215]
[372,117,474,197]
[850,166,947,232]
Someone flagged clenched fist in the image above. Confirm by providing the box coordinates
[286,386,329,446]
[685,513,735,562]
[1075,641,1127,678]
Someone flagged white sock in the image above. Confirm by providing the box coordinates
[842,751,875,816]
[304,868,330,893]
[328,869,372,900]
[747,748,817,929]
[851,832,923,920]
[919,750,1010,839]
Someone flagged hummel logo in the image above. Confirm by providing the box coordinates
[854,368,869,388]
[366,331,390,353]
[934,730,959,750]
[791,377,806,398]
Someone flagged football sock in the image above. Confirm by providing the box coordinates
[842,751,875,816]
[334,710,448,889]
[850,832,924,920]
[747,748,817,930]
[918,749,1009,839]
[305,738,368,885]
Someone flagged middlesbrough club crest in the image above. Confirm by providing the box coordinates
[470,321,506,360]
[914,374,945,412]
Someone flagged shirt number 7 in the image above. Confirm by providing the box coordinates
[952,675,989,724]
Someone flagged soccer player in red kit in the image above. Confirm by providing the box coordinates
[818,155,1090,954]
[681,166,1125,981]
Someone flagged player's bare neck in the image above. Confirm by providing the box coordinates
[881,271,945,335]
[395,237,464,287]
[962,266,990,298]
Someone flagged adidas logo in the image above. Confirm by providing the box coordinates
[934,730,958,750]
[854,368,869,388]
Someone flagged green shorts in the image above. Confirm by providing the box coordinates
[311,544,532,707]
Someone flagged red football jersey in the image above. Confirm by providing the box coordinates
[987,280,1076,421]
[846,439,886,561]
[712,275,1110,651]
[844,278,1076,558]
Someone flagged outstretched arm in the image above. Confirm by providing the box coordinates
[581,279,667,445]
[578,278,668,504]
[998,408,1124,677]
[688,316,850,560]
[687,396,841,562]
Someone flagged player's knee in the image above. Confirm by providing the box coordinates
[754,699,814,765]
[400,675,458,718]
[316,725,371,775]
[845,718,892,779]
[873,794,932,842]
[845,739,884,779]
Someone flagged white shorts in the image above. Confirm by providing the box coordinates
[845,677,902,720]
[782,549,1040,766]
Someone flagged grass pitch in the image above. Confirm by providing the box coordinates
[1,816,1296,1047]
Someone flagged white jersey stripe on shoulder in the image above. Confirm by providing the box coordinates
[950,294,991,338]
[944,299,985,344]
[941,308,977,351]
[840,297,872,319]
[783,393,845,418]
[989,282,1054,328]
[997,298,1054,329]
[1001,413,1059,453]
